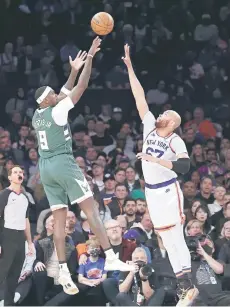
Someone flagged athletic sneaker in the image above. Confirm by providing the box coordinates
[14,292,21,303]
[58,269,79,295]
[104,253,135,272]
[176,286,199,306]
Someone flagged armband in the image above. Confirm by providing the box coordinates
[171,158,190,174]
[61,87,71,96]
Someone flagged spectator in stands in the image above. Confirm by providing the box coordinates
[183,181,197,210]
[91,119,114,150]
[78,237,106,305]
[215,220,230,259]
[185,107,216,139]
[33,213,77,305]
[194,205,215,238]
[108,183,128,218]
[190,144,206,169]
[114,168,126,184]
[132,213,154,243]
[116,247,165,306]
[123,198,137,229]
[208,186,226,216]
[212,200,230,235]
[196,176,215,205]
[92,161,105,192]
[146,80,169,106]
[66,210,85,246]
[100,173,116,205]
[125,166,141,192]
[135,198,147,221]
[102,219,136,304]
[194,14,218,43]
[115,215,128,234]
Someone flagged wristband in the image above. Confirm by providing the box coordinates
[61,87,71,96]
[87,54,93,58]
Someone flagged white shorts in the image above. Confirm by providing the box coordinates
[145,180,184,231]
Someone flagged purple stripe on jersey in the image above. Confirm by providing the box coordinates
[145,178,176,189]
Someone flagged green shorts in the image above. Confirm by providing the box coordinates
[39,154,93,209]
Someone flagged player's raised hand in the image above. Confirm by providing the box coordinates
[88,36,102,57]
[69,50,87,71]
[122,44,132,67]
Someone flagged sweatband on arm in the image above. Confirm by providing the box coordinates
[61,86,71,96]
[171,158,190,174]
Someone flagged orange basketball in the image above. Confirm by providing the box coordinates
[91,12,114,36]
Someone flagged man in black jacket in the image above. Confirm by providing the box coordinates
[32,213,78,305]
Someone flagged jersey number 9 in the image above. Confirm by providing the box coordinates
[38,131,49,150]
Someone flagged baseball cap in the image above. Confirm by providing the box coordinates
[113,107,122,113]
[123,229,140,240]
[92,161,104,168]
[119,156,130,163]
[103,173,115,182]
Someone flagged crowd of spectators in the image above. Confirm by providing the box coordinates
[1,0,230,306]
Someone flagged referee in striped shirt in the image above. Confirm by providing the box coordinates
[0,165,34,306]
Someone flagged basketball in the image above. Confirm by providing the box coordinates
[91,12,114,36]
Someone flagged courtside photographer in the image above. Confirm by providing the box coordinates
[116,247,165,306]
[185,220,230,306]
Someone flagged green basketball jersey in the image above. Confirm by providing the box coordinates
[32,107,72,159]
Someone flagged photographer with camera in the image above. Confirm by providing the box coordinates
[186,220,230,305]
[116,247,165,306]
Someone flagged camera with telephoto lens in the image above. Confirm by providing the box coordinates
[186,234,206,261]
[135,260,153,279]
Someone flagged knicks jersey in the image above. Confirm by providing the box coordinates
[142,111,188,184]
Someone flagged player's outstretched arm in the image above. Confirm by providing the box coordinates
[69,37,101,105]
[122,44,149,121]
[137,152,190,174]
[57,50,88,100]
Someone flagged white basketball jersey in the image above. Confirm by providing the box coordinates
[142,111,188,184]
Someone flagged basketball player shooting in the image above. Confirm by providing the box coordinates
[32,37,134,295]
[122,44,198,306]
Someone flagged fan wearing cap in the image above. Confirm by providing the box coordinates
[32,37,134,295]
[101,173,116,206]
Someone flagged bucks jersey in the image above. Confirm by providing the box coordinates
[32,96,74,159]
[142,111,188,184]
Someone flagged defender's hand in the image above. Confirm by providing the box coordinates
[122,44,132,67]
[88,36,102,57]
[69,50,87,71]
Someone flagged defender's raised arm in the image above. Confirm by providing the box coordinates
[122,44,149,120]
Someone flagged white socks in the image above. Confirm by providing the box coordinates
[59,263,69,271]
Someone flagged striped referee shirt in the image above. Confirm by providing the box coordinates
[0,188,29,231]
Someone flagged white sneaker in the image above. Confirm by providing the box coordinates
[104,254,135,272]
[176,287,199,307]
[58,270,79,295]
[14,292,21,303]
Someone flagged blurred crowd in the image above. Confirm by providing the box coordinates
[1,0,230,306]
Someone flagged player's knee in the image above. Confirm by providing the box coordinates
[159,232,174,249]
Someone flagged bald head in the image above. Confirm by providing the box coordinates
[166,110,181,129]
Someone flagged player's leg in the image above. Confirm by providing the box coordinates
[171,184,198,306]
[39,159,78,295]
[146,186,197,306]
[61,155,134,272]
[160,225,198,307]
